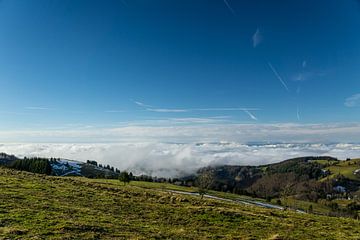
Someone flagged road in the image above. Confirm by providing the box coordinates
[168,190,306,213]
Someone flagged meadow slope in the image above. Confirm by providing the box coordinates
[0,167,359,239]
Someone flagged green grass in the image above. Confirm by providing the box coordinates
[324,159,360,181]
[1,167,360,239]
[93,178,266,202]
[276,197,332,215]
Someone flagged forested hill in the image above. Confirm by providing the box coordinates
[193,156,360,211]
[0,152,18,165]
[0,152,119,179]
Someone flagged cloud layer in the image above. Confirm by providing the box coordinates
[1,122,360,177]
[1,142,360,178]
[1,122,360,143]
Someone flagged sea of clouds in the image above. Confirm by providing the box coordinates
[1,122,360,177]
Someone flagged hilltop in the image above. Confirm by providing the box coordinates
[1,167,360,239]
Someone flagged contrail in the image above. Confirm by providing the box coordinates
[134,101,259,119]
[195,108,260,111]
[243,109,258,121]
[146,108,188,113]
[133,100,153,108]
[223,0,236,16]
[145,107,260,113]
[120,0,128,7]
[268,62,290,92]
[296,106,300,121]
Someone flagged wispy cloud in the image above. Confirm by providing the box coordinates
[167,117,229,124]
[2,123,360,143]
[105,110,125,113]
[0,111,27,115]
[292,71,320,82]
[345,93,360,107]
[195,108,260,111]
[146,108,188,113]
[25,106,52,110]
[114,117,231,127]
[292,67,328,82]
[223,0,236,16]
[267,62,289,92]
[252,28,263,48]
[133,101,260,120]
[302,60,307,68]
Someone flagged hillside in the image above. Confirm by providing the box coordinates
[194,157,360,217]
[2,152,360,217]
[1,167,360,239]
[0,153,119,179]
[323,158,360,181]
[196,157,360,194]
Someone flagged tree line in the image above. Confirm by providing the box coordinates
[11,157,52,175]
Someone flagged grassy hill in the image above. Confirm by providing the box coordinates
[323,159,360,181]
[1,167,360,239]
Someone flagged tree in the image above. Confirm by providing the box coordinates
[196,170,214,199]
[308,204,313,213]
[119,171,130,185]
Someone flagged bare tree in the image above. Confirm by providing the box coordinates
[197,170,214,199]
[119,171,130,185]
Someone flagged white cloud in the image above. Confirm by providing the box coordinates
[1,123,360,143]
[252,28,263,48]
[345,93,360,107]
[0,111,27,115]
[1,142,360,178]
[1,122,360,177]
[292,70,327,82]
[25,107,52,110]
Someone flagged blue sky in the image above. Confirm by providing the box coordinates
[0,0,360,136]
